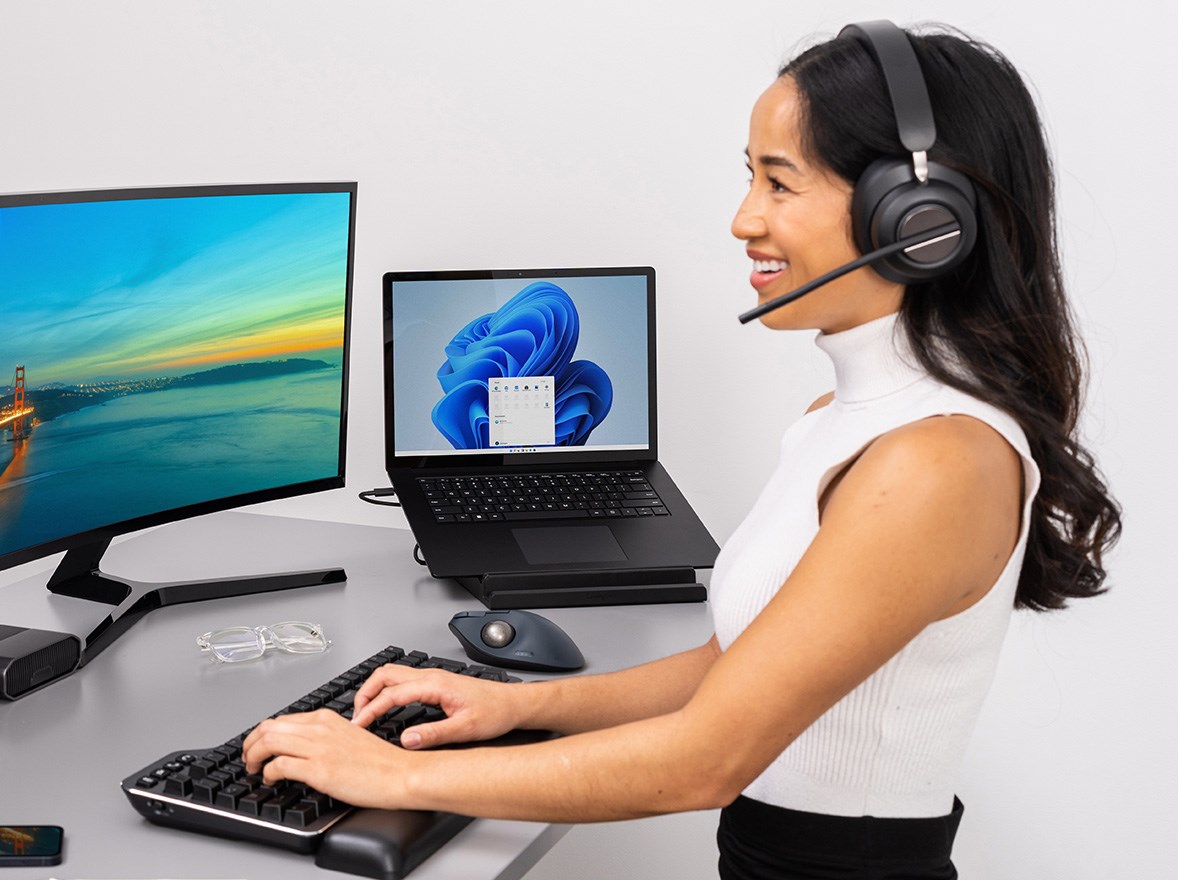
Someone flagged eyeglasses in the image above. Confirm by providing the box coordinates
[196,621,330,663]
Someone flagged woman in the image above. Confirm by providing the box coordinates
[243,22,1120,878]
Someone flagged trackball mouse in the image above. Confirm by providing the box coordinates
[448,610,585,672]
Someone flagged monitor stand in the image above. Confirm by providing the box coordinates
[46,536,346,666]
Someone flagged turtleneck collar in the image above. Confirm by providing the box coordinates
[813,311,927,404]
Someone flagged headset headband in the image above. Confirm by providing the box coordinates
[838,20,935,183]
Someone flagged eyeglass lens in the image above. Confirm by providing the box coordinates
[203,622,327,662]
[268,622,327,653]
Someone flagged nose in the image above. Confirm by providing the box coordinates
[731,189,766,242]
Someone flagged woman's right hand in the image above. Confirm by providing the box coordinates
[351,664,531,750]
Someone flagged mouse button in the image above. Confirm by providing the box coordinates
[512,620,585,671]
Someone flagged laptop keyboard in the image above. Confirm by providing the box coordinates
[420,469,668,524]
[121,645,543,874]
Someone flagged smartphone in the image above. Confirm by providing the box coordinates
[0,826,63,867]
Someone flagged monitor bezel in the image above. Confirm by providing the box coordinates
[0,181,356,573]
[382,265,658,472]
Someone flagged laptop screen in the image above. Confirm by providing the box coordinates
[383,267,656,468]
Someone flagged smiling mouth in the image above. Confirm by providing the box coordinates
[753,259,788,273]
[750,258,788,291]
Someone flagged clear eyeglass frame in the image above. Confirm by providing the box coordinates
[196,621,331,663]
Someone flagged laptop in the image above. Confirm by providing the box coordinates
[382,266,719,608]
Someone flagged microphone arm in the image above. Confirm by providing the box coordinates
[737,222,961,325]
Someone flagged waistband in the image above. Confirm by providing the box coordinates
[718,794,963,874]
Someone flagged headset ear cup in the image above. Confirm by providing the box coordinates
[852,158,978,284]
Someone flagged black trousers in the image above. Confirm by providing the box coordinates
[717,795,964,880]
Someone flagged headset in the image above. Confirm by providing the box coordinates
[738,20,978,324]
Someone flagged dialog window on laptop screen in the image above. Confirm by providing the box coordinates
[390,270,652,458]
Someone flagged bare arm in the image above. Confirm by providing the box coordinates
[243,416,1022,822]
[348,635,722,747]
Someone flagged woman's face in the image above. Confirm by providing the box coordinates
[732,77,903,333]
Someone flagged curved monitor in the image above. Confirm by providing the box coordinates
[0,182,355,678]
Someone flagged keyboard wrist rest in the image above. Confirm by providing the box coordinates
[314,729,553,878]
[315,808,474,880]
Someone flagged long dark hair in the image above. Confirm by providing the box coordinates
[782,26,1121,611]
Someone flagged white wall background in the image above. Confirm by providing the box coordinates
[1,2,1173,877]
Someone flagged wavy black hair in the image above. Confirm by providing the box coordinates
[781,25,1121,611]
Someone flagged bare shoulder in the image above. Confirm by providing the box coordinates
[831,414,1024,529]
[822,413,1024,613]
[858,414,1023,493]
[806,391,835,413]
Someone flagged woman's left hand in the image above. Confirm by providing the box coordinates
[242,709,409,809]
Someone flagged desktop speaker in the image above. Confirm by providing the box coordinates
[0,624,83,700]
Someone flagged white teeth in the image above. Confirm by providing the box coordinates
[753,259,788,273]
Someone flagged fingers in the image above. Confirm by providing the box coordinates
[399,713,477,750]
[349,664,517,747]
[239,708,412,808]
[354,662,421,707]
[256,753,307,787]
[352,663,429,724]
[351,665,468,727]
[242,709,341,779]
[351,689,405,728]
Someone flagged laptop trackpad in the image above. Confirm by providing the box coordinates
[512,526,628,565]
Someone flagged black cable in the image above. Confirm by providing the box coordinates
[358,487,401,507]
[412,544,427,566]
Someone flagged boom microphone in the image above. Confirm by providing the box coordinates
[737,221,961,324]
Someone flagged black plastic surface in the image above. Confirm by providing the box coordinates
[315,809,474,880]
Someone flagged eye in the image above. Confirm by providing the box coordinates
[767,176,791,194]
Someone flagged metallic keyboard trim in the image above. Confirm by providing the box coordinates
[124,784,350,839]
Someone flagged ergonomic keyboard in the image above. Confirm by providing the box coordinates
[420,469,668,524]
[121,644,546,878]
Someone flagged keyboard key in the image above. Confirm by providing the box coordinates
[216,783,249,809]
[388,704,427,727]
[303,792,332,815]
[191,778,222,804]
[284,801,319,827]
[187,758,216,779]
[236,790,268,817]
[164,775,192,797]
[260,788,302,822]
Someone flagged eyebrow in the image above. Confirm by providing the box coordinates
[744,148,802,174]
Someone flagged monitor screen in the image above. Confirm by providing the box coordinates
[384,267,654,467]
[0,182,355,569]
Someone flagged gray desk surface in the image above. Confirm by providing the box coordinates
[0,510,714,879]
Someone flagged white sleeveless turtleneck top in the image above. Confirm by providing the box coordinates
[710,312,1041,819]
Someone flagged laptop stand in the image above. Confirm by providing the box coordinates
[455,566,706,609]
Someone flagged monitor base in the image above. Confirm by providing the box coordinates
[46,537,346,667]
